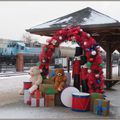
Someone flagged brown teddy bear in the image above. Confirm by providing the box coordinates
[52,68,67,92]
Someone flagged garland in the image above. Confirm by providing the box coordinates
[39,26,104,93]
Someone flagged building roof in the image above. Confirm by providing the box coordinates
[26,7,119,35]
[26,7,120,52]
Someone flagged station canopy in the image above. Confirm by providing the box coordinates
[26,7,120,52]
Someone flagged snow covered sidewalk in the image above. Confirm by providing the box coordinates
[0,75,30,106]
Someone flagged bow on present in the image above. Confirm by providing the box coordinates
[94,100,109,115]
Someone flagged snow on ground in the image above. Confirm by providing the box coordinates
[0,67,119,119]
[0,75,30,106]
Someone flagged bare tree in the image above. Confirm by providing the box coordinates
[22,32,34,47]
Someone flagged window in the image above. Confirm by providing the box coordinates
[21,46,24,50]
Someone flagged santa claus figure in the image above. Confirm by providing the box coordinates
[72,47,83,90]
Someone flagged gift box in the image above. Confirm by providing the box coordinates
[23,81,32,104]
[24,89,31,104]
[31,97,44,107]
[49,69,56,78]
[31,89,41,98]
[44,86,57,95]
[93,99,110,116]
[65,72,71,87]
[55,92,63,106]
[24,82,32,90]
[39,84,54,94]
[44,94,55,107]
[90,93,104,111]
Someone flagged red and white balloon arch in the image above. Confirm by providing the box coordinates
[39,26,104,93]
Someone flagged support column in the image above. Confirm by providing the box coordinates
[106,42,112,79]
[16,53,24,72]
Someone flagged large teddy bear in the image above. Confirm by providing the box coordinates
[52,68,67,92]
[28,66,43,94]
[19,66,42,95]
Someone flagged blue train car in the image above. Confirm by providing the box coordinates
[0,40,61,66]
[0,40,42,65]
[1,40,41,56]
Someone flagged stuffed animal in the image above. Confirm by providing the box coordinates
[52,69,67,92]
[19,66,42,95]
[28,66,43,94]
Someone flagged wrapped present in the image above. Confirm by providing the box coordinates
[49,69,56,78]
[44,94,55,107]
[40,98,45,107]
[90,93,104,111]
[93,99,110,116]
[31,97,44,107]
[64,72,71,87]
[39,84,54,94]
[44,86,57,95]
[35,89,41,99]
[24,82,32,90]
[31,89,41,98]
[55,92,63,106]
[24,89,31,104]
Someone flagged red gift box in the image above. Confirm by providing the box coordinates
[27,90,41,106]
[24,82,32,89]
[44,94,55,107]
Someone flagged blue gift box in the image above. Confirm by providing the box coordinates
[49,69,56,78]
[94,99,110,116]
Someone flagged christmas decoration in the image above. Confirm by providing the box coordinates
[52,69,67,92]
[80,56,89,93]
[38,26,104,93]
[36,62,40,66]
[93,99,110,116]
[28,66,43,94]
[44,94,55,107]
[72,47,83,90]
[90,93,104,111]
[44,86,57,95]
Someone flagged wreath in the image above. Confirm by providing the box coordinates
[38,26,104,93]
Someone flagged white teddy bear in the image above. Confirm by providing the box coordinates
[28,66,43,94]
[19,66,42,95]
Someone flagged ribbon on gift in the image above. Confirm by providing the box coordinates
[35,89,41,100]
[94,100,109,115]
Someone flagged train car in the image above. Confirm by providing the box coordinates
[1,40,42,65]
[0,40,61,66]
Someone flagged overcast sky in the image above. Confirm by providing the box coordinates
[0,1,120,40]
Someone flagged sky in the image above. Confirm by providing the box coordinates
[0,1,120,40]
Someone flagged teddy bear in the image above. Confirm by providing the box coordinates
[52,68,67,92]
[28,66,43,94]
[19,66,43,95]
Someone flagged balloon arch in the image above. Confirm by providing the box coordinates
[39,26,104,93]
